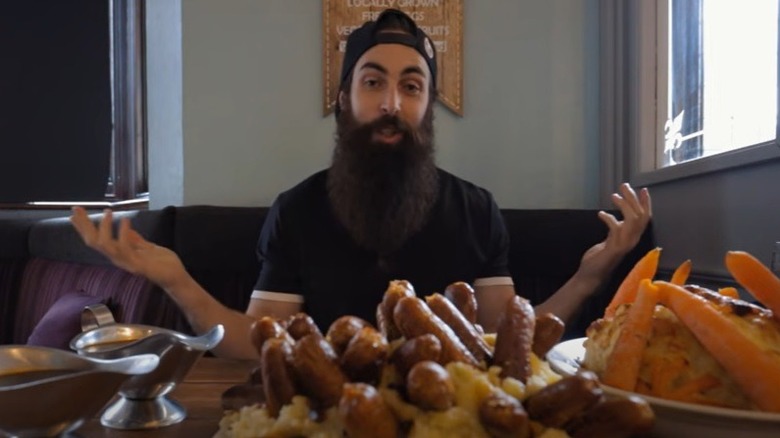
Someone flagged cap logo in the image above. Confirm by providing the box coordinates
[424,37,435,60]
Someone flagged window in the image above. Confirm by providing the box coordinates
[662,0,778,167]
[0,0,147,207]
[632,0,780,184]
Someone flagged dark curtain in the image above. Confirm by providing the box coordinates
[0,0,111,203]
[670,0,704,163]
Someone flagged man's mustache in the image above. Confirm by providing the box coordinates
[365,115,412,136]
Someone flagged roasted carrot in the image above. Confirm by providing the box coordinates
[656,281,780,412]
[725,251,780,318]
[605,247,662,318]
[602,279,660,391]
[717,287,740,300]
[670,259,692,285]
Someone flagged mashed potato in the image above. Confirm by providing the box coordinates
[215,396,343,438]
[216,354,565,438]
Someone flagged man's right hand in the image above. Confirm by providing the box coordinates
[70,206,189,291]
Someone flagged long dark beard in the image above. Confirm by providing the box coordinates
[327,107,439,255]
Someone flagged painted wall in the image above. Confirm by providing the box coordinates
[147,0,600,209]
[649,158,780,277]
[143,1,780,279]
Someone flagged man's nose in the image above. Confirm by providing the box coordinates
[380,89,401,115]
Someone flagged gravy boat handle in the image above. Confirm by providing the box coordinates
[181,324,225,351]
[89,353,160,375]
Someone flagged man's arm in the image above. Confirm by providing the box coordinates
[159,275,302,359]
[475,184,651,331]
[161,274,260,359]
[70,207,296,360]
[474,284,516,333]
[537,183,652,324]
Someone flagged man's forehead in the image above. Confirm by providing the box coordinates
[354,43,430,77]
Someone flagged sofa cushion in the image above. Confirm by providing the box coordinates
[11,258,159,344]
[0,261,26,344]
[26,292,109,349]
[27,207,175,265]
[0,216,63,344]
[166,206,268,334]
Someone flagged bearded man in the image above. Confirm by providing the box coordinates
[70,9,652,360]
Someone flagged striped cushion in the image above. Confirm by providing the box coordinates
[0,260,26,344]
[11,258,157,344]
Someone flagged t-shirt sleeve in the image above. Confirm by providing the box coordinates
[254,195,300,293]
[480,192,511,278]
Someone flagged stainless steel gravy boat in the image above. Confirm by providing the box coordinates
[0,345,159,437]
[69,304,224,430]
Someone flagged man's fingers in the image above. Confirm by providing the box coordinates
[70,206,99,246]
[97,209,115,246]
[610,193,634,220]
[120,220,154,250]
[617,183,643,216]
[598,210,620,231]
[639,187,653,217]
[118,217,133,245]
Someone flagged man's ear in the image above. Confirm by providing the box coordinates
[338,90,348,111]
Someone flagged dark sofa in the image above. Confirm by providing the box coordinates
[0,206,654,345]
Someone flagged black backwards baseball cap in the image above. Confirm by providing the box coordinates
[336,8,437,116]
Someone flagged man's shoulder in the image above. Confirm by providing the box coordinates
[437,168,497,206]
[275,169,329,207]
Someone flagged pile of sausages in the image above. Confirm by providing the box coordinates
[229,280,654,438]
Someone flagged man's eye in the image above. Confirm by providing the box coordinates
[364,78,381,88]
[403,83,422,94]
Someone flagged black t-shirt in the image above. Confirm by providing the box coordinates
[254,168,510,330]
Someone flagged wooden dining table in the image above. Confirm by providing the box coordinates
[77,357,257,438]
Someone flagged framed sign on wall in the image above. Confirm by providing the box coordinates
[322,0,464,116]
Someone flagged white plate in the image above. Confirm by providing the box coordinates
[547,338,780,438]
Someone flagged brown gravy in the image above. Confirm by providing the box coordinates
[0,369,78,387]
[81,338,141,353]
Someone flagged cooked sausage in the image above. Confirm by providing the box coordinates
[532,312,565,358]
[250,316,293,355]
[524,371,603,429]
[406,361,455,411]
[426,293,492,363]
[444,281,478,324]
[393,296,479,367]
[390,334,442,377]
[568,395,654,438]
[286,313,323,340]
[377,280,416,341]
[340,326,389,384]
[291,333,347,409]
[327,316,371,356]
[493,296,536,382]
[260,338,297,417]
[339,383,399,438]
[478,391,531,438]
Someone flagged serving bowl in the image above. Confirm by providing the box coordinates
[547,338,780,438]
[70,304,224,430]
[0,345,158,437]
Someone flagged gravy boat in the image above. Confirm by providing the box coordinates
[69,304,224,430]
[0,345,158,437]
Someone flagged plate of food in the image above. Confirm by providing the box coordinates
[548,249,780,438]
[216,280,655,438]
[548,338,780,438]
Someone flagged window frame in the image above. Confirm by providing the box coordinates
[631,0,780,188]
[106,0,148,203]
